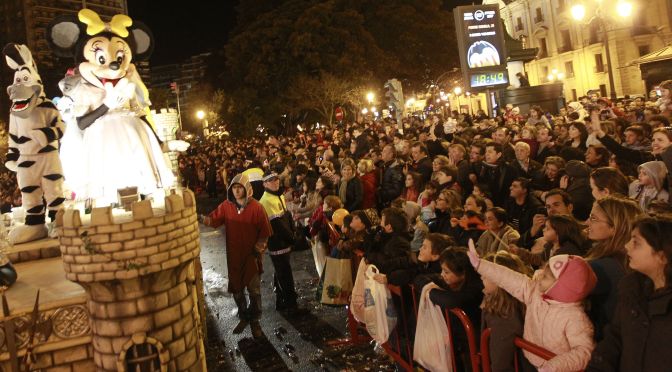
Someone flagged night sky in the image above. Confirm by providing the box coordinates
[127,0,478,66]
[127,1,238,66]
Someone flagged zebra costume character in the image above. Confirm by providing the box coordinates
[4,43,65,244]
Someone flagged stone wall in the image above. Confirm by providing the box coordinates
[56,190,205,372]
[0,300,93,372]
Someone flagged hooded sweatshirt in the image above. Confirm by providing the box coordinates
[207,174,272,292]
[629,161,670,210]
[477,255,596,371]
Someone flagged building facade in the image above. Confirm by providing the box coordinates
[149,53,211,114]
[485,0,672,101]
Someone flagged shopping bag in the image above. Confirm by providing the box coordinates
[350,259,368,323]
[311,238,328,277]
[321,257,353,305]
[363,265,397,345]
[413,283,453,372]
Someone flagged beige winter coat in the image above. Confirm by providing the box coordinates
[476,225,520,255]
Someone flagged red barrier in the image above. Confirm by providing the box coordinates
[444,308,481,372]
[480,328,492,372]
[381,284,414,371]
[514,337,556,361]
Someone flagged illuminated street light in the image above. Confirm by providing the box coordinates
[196,110,208,135]
[406,98,416,107]
[616,1,633,17]
[571,4,586,20]
[371,106,377,113]
[454,87,462,96]
[547,68,565,82]
[361,108,369,114]
[572,1,632,99]
[366,92,375,104]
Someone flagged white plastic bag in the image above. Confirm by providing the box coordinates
[350,259,368,323]
[363,265,397,345]
[413,283,453,372]
[311,237,328,276]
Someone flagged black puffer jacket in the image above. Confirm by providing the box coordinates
[377,160,404,209]
[364,232,413,275]
[588,273,672,372]
[565,160,594,221]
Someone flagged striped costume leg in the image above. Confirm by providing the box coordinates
[16,155,46,225]
[40,152,65,221]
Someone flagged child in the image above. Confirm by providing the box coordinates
[410,216,429,253]
[510,214,587,268]
[467,240,596,371]
[332,214,353,258]
[418,180,439,224]
[472,183,495,210]
[480,251,532,372]
[367,207,414,280]
[390,232,450,287]
[628,161,669,212]
[423,247,484,371]
[450,209,487,246]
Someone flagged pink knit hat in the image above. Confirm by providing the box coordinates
[543,255,597,303]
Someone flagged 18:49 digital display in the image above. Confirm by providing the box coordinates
[470,72,508,88]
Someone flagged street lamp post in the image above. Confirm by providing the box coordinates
[572,1,633,101]
[454,87,462,113]
[196,110,209,136]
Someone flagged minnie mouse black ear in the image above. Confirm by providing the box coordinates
[47,15,83,58]
[128,22,154,61]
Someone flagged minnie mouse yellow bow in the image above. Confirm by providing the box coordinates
[78,9,132,38]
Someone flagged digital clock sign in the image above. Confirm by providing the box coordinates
[454,5,509,90]
[470,72,508,88]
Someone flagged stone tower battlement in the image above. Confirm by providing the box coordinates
[56,190,200,282]
[55,189,206,372]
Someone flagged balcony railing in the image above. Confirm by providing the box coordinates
[631,25,655,36]
[558,45,573,53]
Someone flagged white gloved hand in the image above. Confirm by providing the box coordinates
[102,78,135,110]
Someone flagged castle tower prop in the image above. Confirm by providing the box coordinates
[56,190,206,372]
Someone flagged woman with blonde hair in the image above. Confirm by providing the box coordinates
[338,158,363,212]
[585,196,643,341]
[357,158,378,209]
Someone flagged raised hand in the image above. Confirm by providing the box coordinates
[467,239,480,269]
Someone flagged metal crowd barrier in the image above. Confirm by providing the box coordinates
[481,328,584,372]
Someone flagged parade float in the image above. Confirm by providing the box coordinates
[0,8,204,372]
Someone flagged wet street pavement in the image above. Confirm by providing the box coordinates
[196,195,396,372]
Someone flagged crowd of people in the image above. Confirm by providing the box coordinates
[0,80,668,369]
[188,82,672,371]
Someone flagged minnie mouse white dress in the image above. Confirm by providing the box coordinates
[67,70,174,205]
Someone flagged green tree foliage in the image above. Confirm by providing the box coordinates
[220,0,459,134]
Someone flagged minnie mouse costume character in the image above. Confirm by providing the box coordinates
[3,43,65,244]
[47,9,174,204]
